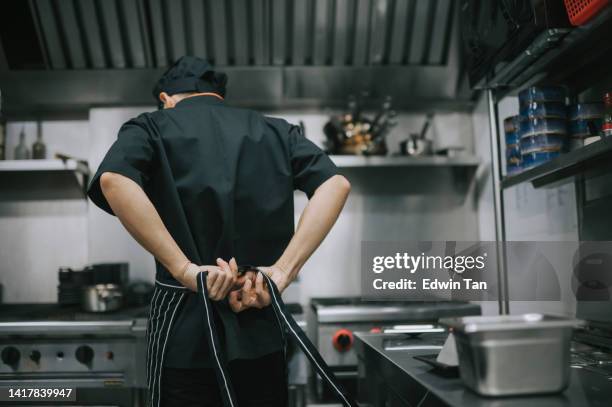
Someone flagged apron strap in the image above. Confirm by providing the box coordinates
[197,270,359,407]
[197,272,239,407]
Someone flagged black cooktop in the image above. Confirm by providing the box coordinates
[0,304,149,322]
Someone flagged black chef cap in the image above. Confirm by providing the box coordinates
[152,56,228,104]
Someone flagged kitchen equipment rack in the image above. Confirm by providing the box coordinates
[0,158,90,200]
[484,5,612,315]
[484,6,612,99]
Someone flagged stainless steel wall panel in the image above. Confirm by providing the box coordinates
[407,0,432,65]
[135,0,153,67]
[388,0,410,64]
[120,0,147,68]
[98,0,126,68]
[1,67,473,116]
[146,0,168,67]
[291,0,308,65]
[55,0,86,68]
[77,0,106,68]
[164,0,186,61]
[352,0,371,66]
[185,0,207,59]
[33,0,66,69]
[368,0,389,65]
[271,0,286,65]
[427,0,452,65]
[251,0,269,65]
[332,0,349,66]
[209,0,228,65]
[312,0,331,65]
[231,0,249,65]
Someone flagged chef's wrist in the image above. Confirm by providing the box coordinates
[274,260,299,284]
[169,259,192,280]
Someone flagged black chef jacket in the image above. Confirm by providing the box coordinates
[87,95,338,367]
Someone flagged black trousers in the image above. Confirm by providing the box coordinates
[160,351,287,407]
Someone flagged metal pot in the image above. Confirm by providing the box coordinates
[81,284,123,312]
[399,113,434,156]
[400,135,433,156]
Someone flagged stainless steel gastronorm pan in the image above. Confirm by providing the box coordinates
[440,314,583,397]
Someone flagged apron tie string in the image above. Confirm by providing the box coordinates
[196,270,359,407]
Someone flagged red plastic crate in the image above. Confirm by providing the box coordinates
[564,0,610,25]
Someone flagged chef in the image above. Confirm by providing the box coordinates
[87,56,351,407]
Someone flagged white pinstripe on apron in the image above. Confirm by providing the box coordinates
[146,272,358,407]
[146,281,187,407]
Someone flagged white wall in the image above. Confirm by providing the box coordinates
[1,107,479,305]
[87,108,156,283]
[270,109,479,304]
[0,121,90,303]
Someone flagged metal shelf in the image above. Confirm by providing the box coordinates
[489,6,612,98]
[502,138,612,189]
[0,159,90,200]
[329,155,479,196]
[330,155,480,168]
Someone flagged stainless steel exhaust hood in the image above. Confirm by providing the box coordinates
[0,0,472,116]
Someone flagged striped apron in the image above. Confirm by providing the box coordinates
[146,271,359,407]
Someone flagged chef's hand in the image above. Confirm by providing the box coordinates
[228,265,291,313]
[178,259,237,300]
[208,258,238,301]
[229,271,271,312]
[258,264,291,293]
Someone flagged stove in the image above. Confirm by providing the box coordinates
[308,297,481,401]
[0,304,149,407]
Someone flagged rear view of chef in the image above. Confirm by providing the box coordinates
[87,56,351,407]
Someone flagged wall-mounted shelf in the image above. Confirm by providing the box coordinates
[330,155,480,168]
[0,159,90,200]
[328,155,480,196]
[501,138,612,189]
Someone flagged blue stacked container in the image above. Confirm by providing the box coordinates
[504,115,521,176]
[518,86,567,170]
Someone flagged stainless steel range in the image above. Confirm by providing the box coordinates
[0,303,309,407]
[308,297,481,401]
[0,304,148,406]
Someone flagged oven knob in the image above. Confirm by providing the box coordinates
[75,346,94,364]
[332,329,354,352]
[29,350,41,364]
[1,347,20,366]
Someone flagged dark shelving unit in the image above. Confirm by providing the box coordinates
[491,6,612,99]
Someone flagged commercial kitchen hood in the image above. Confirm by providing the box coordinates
[0,0,473,117]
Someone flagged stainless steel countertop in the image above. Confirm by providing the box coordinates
[355,332,612,407]
[313,301,481,323]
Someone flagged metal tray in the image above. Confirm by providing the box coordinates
[439,314,583,397]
